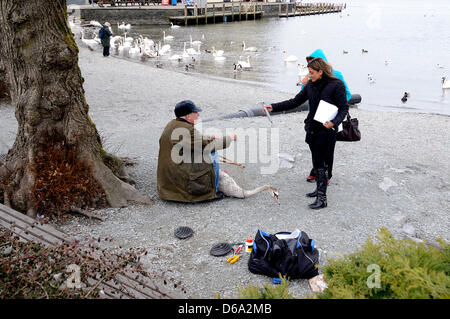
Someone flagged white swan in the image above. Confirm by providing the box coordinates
[186,43,201,55]
[158,41,171,55]
[283,50,298,62]
[118,22,131,30]
[129,40,141,58]
[163,31,174,41]
[141,36,155,50]
[118,39,131,57]
[182,42,190,58]
[93,34,101,45]
[212,46,225,61]
[169,54,182,62]
[442,76,450,89]
[186,46,197,55]
[142,44,158,58]
[123,32,134,44]
[190,35,202,46]
[90,20,102,28]
[237,56,251,69]
[170,22,180,29]
[81,30,101,49]
[110,35,122,50]
[218,170,279,204]
[212,46,224,57]
[242,41,257,52]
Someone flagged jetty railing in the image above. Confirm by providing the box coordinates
[97,0,162,6]
[279,2,345,18]
[171,0,264,26]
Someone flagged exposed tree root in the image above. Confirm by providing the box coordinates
[119,157,140,166]
[68,206,105,222]
[0,135,152,220]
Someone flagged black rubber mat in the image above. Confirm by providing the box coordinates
[174,226,194,239]
[210,243,232,256]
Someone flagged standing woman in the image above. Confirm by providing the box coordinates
[264,57,348,209]
[100,22,112,57]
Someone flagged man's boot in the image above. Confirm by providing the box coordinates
[308,168,327,209]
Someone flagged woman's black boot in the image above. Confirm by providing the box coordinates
[308,168,328,209]
[308,192,327,209]
[306,189,318,197]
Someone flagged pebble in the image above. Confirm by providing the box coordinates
[402,223,416,236]
[392,213,407,225]
[379,177,398,192]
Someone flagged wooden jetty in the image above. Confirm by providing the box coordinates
[170,1,263,26]
[0,203,182,299]
[279,2,345,18]
[76,1,347,26]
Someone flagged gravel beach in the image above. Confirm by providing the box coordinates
[0,42,449,299]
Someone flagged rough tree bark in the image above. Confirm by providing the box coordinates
[0,0,151,217]
[0,59,10,101]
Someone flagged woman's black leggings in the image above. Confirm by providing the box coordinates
[309,129,337,174]
[103,46,110,57]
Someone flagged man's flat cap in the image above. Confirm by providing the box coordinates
[174,100,202,117]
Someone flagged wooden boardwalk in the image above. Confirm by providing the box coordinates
[0,203,182,299]
[170,2,345,26]
[170,2,264,26]
[279,3,344,18]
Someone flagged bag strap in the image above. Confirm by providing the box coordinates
[346,112,351,121]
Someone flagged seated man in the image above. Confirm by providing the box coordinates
[157,100,237,202]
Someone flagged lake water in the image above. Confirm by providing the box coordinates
[108,0,450,115]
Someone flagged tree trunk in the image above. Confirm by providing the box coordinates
[0,0,151,217]
[0,59,10,101]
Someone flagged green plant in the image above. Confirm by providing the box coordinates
[316,228,450,299]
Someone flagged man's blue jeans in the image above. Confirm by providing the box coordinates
[211,151,220,192]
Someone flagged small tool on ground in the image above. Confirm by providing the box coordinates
[226,244,243,264]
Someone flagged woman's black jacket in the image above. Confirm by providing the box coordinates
[271,77,349,134]
[101,27,112,48]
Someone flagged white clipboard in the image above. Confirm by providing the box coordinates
[313,100,338,124]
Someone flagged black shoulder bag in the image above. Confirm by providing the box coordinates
[336,112,361,142]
